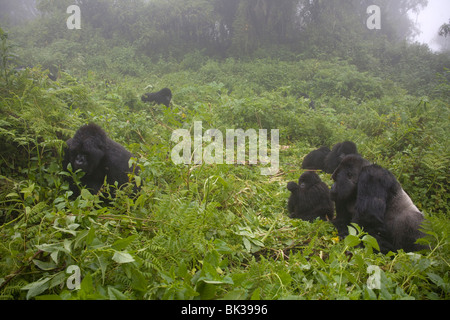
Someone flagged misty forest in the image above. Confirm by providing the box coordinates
[0,0,449,301]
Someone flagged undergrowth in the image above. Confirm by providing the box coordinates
[0,32,449,300]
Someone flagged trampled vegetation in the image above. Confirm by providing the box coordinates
[0,0,449,301]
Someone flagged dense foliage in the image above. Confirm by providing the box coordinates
[0,0,449,301]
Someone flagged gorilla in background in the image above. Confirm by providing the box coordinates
[287,171,334,222]
[330,154,426,253]
[324,141,358,174]
[298,92,316,110]
[302,146,331,171]
[141,88,172,108]
[63,123,140,197]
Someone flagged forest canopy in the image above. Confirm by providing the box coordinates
[0,0,442,56]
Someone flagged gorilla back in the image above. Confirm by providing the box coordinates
[141,88,172,108]
[63,123,140,197]
[301,146,331,171]
[287,171,334,222]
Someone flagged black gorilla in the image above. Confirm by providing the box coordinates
[287,171,334,222]
[298,92,316,110]
[141,88,172,108]
[302,146,331,171]
[324,141,358,174]
[63,123,140,197]
[330,154,425,253]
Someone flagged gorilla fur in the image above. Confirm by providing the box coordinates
[323,141,358,174]
[330,154,425,253]
[287,171,334,222]
[141,88,172,108]
[63,123,139,197]
[302,146,331,171]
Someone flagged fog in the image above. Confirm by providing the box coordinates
[412,0,450,51]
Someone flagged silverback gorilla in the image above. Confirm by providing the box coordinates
[330,154,425,253]
[287,171,334,222]
[141,88,172,108]
[63,123,140,197]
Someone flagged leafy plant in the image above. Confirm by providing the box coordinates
[0,22,449,300]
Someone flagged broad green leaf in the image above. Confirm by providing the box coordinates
[196,281,217,300]
[362,234,380,251]
[86,227,96,245]
[32,259,57,271]
[97,254,109,282]
[80,273,94,294]
[223,289,248,300]
[112,251,135,264]
[49,271,67,289]
[111,234,138,250]
[108,287,128,300]
[22,277,51,300]
[250,287,261,300]
[131,270,148,292]
[344,234,361,248]
[243,237,251,252]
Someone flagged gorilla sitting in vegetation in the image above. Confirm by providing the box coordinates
[298,92,316,110]
[323,141,358,174]
[287,171,334,222]
[302,146,331,171]
[141,88,172,108]
[302,141,357,173]
[330,154,426,253]
[63,123,140,197]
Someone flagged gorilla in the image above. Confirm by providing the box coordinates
[302,146,331,171]
[141,88,172,108]
[63,123,140,197]
[298,92,316,110]
[287,171,334,222]
[330,154,426,253]
[324,141,358,174]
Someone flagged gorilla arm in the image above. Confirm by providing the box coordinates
[353,165,395,252]
[287,182,300,216]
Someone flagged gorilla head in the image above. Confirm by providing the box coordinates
[324,141,358,174]
[330,154,426,253]
[141,88,172,108]
[287,171,334,222]
[63,123,139,197]
[66,124,108,175]
[330,155,370,201]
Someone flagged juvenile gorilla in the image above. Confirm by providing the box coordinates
[63,123,139,197]
[287,171,334,222]
[141,88,172,108]
[330,154,425,253]
[324,141,358,174]
[302,146,331,171]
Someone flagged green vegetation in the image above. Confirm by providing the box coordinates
[0,0,449,300]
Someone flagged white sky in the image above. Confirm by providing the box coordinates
[411,0,450,50]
